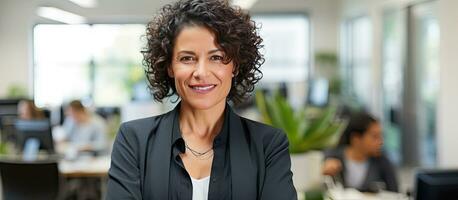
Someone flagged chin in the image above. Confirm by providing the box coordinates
[182,97,226,110]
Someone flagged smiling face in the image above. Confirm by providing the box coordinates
[168,26,234,110]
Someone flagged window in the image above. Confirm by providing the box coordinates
[252,15,310,107]
[342,16,372,108]
[380,1,439,167]
[382,9,406,165]
[252,15,310,83]
[33,24,146,107]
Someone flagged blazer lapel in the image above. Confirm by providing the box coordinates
[144,105,258,199]
[143,107,177,199]
[228,107,258,199]
[361,158,377,191]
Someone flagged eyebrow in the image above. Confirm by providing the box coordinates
[208,49,223,54]
[176,49,223,55]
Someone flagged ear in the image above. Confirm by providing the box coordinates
[350,132,362,144]
[167,66,174,78]
[232,67,239,78]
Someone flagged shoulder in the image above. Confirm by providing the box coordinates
[117,110,173,142]
[372,153,395,167]
[240,117,284,138]
[324,147,345,160]
[239,117,288,150]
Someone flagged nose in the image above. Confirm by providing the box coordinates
[192,59,210,79]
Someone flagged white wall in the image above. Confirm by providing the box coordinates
[437,0,458,167]
[0,0,36,97]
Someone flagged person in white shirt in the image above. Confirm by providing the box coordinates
[322,111,398,192]
[63,100,108,154]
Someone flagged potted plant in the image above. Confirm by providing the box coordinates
[255,90,347,192]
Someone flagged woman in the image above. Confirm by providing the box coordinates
[17,99,45,120]
[106,0,297,199]
[322,111,398,192]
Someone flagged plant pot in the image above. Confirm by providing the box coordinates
[290,151,324,192]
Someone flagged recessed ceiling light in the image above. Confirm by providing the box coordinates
[37,7,86,24]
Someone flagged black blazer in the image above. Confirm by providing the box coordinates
[324,147,398,192]
[106,104,297,199]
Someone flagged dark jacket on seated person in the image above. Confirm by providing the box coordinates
[324,147,398,192]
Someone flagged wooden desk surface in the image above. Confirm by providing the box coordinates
[59,156,110,178]
[325,188,409,200]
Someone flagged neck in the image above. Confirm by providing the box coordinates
[179,100,226,143]
[345,146,368,162]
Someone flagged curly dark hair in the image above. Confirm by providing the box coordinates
[142,0,264,104]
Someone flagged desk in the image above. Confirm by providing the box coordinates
[0,151,111,199]
[59,156,111,199]
[297,188,409,200]
[55,140,111,177]
[59,156,110,178]
[325,188,409,200]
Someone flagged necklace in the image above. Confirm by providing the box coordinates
[185,143,213,158]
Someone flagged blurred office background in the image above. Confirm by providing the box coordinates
[1,0,458,199]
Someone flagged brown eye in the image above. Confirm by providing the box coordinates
[210,55,223,61]
[179,56,196,63]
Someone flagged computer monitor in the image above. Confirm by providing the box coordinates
[415,169,458,200]
[14,119,54,154]
[0,99,21,135]
[0,99,20,116]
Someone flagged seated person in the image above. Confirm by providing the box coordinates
[63,100,108,155]
[17,99,45,120]
[322,111,398,192]
[16,99,51,155]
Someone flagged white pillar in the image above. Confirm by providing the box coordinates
[437,0,458,167]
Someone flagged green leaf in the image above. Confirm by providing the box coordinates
[254,89,345,154]
[255,90,272,125]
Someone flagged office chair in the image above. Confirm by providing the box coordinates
[0,159,60,200]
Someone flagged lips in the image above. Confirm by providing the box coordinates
[189,84,216,93]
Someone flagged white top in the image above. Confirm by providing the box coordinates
[190,176,210,200]
[344,158,369,188]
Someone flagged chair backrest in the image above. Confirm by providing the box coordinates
[0,160,59,200]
